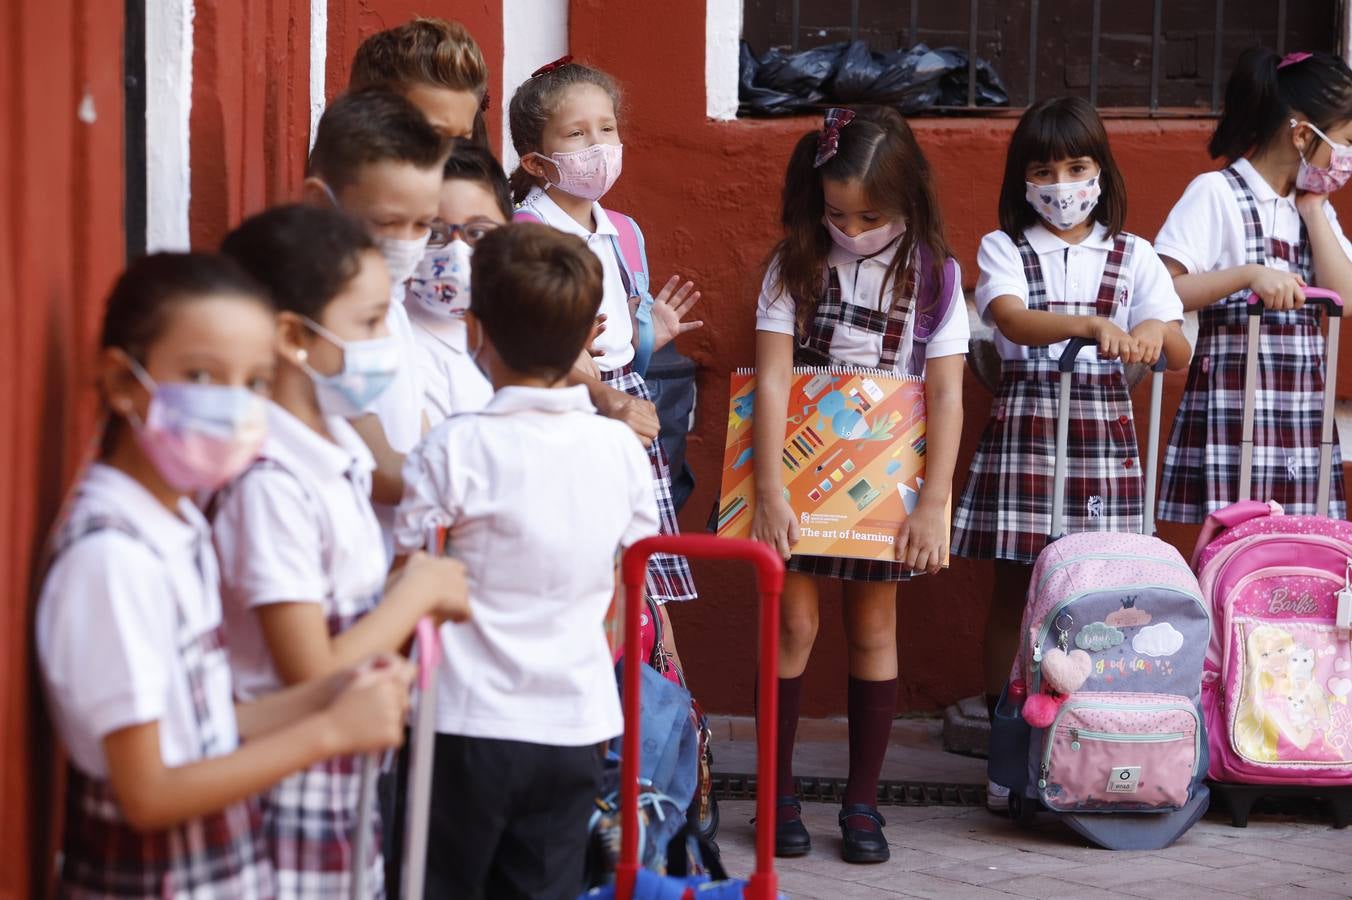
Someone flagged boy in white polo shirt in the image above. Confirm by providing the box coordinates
[394,222,659,899]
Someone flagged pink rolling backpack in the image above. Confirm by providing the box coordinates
[1193,290,1352,789]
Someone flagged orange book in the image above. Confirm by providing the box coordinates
[716,366,946,563]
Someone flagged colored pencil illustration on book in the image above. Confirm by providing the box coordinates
[717,366,947,564]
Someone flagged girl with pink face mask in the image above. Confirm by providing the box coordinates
[508,58,704,652]
[1157,48,1352,524]
[750,106,969,863]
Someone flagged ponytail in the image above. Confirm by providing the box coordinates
[1210,46,1352,162]
[509,165,538,205]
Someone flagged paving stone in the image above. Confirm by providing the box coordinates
[1245,884,1352,900]
[911,850,1069,887]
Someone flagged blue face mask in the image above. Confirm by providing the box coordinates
[299,317,400,417]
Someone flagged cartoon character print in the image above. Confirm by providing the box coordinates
[1234,625,1294,762]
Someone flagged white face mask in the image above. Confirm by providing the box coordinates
[823,217,906,257]
[408,239,472,319]
[375,232,431,286]
[1025,175,1101,230]
[299,317,401,418]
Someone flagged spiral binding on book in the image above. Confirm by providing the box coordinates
[734,365,923,383]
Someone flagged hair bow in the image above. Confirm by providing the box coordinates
[479,90,491,114]
[814,107,856,168]
[1278,51,1313,70]
[531,55,574,78]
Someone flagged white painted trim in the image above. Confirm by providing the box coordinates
[144,0,194,252]
[1343,4,1352,66]
[705,0,741,120]
[309,0,328,151]
[500,0,569,173]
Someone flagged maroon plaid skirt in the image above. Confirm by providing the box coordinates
[952,359,1144,564]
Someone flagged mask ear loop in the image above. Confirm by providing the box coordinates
[524,152,563,190]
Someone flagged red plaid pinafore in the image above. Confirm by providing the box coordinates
[952,233,1144,564]
[788,258,930,582]
[1159,166,1345,521]
[601,365,699,603]
[55,516,274,899]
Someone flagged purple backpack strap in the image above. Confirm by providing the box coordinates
[907,242,958,376]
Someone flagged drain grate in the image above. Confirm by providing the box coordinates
[712,773,987,807]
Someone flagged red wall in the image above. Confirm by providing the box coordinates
[571,1,1352,718]
[1,1,124,896]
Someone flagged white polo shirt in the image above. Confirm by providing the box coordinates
[404,302,493,427]
[976,223,1184,362]
[1154,156,1352,277]
[37,464,240,777]
[212,403,387,701]
[367,288,427,560]
[515,187,636,372]
[755,241,970,368]
[394,385,659,746]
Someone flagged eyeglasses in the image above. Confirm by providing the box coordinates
[427,220,501,249]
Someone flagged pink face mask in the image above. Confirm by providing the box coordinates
[125,358,267,492]
[823,216,907,258]
[1293,119,1352,194]
[530,143,624,202]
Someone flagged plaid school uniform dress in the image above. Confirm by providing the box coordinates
[601,364,699,603]
[952,233,1145,564]
[241,461,387,899]
[1160,166,1345,521]
[789,259,928,582]
[55,516,275,900]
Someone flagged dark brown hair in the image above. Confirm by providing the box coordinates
[1209,47,1352,162]
[443,138,513,220]
[349,18,488,96]
[470,223,603,379]
[307,90,449,190]
[998,96,1127,238]
[220,204,376,320]
[772,105,952,334]
[507,61,621,203]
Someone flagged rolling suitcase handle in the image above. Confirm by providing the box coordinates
[1050,339,1168,540]
[1239,289,1344,514]
[616,535,784,900]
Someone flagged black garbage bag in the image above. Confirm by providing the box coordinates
[738,40,803,116]
[932,47,1010,107]
[867,44,939,110]
[756,41,846,96]
[830,40,884,103]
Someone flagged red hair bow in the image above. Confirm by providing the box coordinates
[531,55,574,78]
[814,107,856,168]
[479,91,491,114]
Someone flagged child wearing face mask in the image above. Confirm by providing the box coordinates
[951,97,1189,812]
[508,57,703,639]
[35,253,416,898]
[750,106,969,863]
[305,90,451,555]
[1156,48,1352,523]
[406,139,511,425]
[214,206,471,897]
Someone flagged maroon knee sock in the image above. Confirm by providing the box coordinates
[845,677,897,819]
[770,676,803,816]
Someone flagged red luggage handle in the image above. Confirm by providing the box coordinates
[616,535,785,900]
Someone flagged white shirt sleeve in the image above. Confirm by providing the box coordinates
[975,231,1028,323]
[394,428,462,554]
[212,468,326,608]
[1319,200,1352,270]
[1154,172,1228,275]
[925,259,971,359]
[621,431,661,548]
[754,261,796,336]
[39,534,175,742]
[1126,239,1186,329]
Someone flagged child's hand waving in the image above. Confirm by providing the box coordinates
[642,275,703,352]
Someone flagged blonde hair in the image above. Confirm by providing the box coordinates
[1234,626,1295,761]
[349,17,488,97]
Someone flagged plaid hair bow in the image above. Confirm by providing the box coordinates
[814,107,856,168]
[531,55,574,78]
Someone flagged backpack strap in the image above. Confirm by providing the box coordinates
[512,208,544,224]
[606,210,656,378]
[906,242,959,377]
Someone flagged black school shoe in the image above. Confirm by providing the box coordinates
[838,804,889,863]
[774,796,811,857]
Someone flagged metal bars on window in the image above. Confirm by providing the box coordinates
[776,0,1310,113]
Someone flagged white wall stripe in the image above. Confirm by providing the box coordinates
[145,0,194,252]
[705,0,741,120]
[309,0,328,151]
[500,0,568,174]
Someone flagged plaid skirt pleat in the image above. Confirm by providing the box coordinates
[952,360,1144,564]
[1159,317,1346,522]
[60,768,274,899]
[786,549,913,582]
[601,365,698,603]
[263,752,383,899]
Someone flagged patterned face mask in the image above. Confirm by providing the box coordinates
[1025,175,1101,230]
[1292,119,1352,195]
[529,143,624,202]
